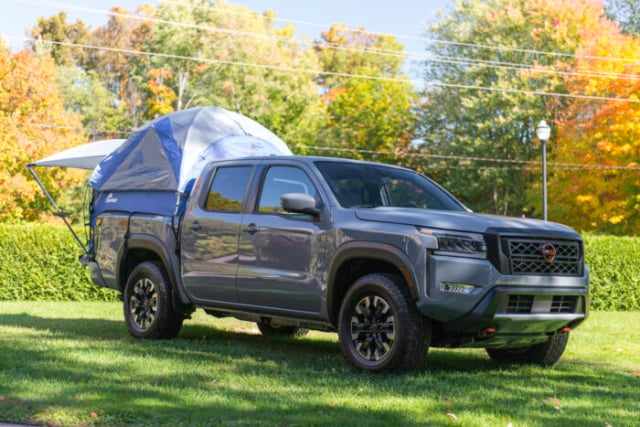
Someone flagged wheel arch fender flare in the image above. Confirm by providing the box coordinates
[117,234,192,307]
[326,241,419,324]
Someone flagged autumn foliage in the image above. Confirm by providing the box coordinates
[546,1,640,233]
[4,0,640,233]
[0,44,84,222]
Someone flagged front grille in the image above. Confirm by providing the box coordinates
[551,295,577,313]
[504,238,581,275]
[507,295,534,313]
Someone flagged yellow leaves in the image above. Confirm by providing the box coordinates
[146,68,176,118]
[608,215,625,225]
[0,46,84,222]
[576,195,595,204]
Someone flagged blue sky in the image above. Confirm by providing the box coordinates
[2,0,451,82]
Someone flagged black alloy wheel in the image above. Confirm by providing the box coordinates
[349,294,396,363]
[129,276,158,331]
[338,273,429,372]
[123,261,184,339]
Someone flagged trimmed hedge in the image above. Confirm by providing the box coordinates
[0,224,116,301]
[0,224,638,310]
[584,234,640,311]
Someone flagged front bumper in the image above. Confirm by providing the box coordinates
[416,254,589,348]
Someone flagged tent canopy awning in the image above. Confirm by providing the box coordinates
[28,139,126,170]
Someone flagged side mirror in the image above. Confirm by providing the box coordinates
[280,193,320,216]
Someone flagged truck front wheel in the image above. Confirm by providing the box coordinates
[486,333,569,367]
[124,261,184,339]
[338,274,428,372]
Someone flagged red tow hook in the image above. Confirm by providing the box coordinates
[480,327,497,337]
[558,327,572,334]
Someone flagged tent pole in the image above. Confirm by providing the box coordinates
[27,164,88,255]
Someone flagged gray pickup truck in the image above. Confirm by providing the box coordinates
[86,155,589,372]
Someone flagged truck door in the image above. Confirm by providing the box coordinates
[237,165,325,314]
[181,165,253,303]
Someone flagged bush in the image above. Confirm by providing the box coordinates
[584,234,640,311]
[0,225,638,310]
[0,224,116,301]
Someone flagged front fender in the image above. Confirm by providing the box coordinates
[326,241,419,324]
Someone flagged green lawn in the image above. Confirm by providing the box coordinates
[0,302,638,427]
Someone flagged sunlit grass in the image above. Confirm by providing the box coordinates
[0,302,638,426]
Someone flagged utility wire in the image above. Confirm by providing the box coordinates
[11,0,640,77]
[8,35,640,104]
[160,0,640,66]
[301,146,640,171]
[4,117,638,171]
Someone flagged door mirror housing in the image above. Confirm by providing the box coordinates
[280,193,320,216]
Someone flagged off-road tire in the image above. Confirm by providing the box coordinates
[256,322,309,338]
[486,333,570,367]
[124,261,184,339]
[338,273,429,372]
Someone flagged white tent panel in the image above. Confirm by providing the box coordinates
[30,139,126,170]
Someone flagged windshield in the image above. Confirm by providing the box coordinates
[315,161,466,211]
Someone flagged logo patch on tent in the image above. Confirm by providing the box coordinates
[106,193,118,203]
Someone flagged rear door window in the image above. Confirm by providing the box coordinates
[205,166,253,212]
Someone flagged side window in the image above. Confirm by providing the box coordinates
[258,166,316,213]
[205,166,252,212]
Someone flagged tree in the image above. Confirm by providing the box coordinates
[87,5,155,128]
[314,24,417,159]
[547,10,640,233]
[0,44,84,222]
[315,23,406,89]
[56,66,131,139]
[146,0,324,148]
[29,11,91,67]
[417,0,607,216]
[146,67,177,118]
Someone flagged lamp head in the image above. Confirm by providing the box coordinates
[536,120,551,142]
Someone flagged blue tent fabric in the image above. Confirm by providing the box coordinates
[88,106,291,222]
[89,106,291,193]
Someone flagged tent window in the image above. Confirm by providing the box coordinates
[205,166,253,212]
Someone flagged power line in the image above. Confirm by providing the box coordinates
[5,117,639,172]
[160,0,640,66]
[9,35,640,104]
[12,0,640,80]
[299,146,640,171]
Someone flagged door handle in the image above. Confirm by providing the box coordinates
[191,221,203,232]
[246,223,261,235]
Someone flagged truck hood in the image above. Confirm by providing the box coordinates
[354,207,580,237]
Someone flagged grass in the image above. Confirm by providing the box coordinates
[0,302,638,427]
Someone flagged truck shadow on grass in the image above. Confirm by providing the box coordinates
[1,313,638,426]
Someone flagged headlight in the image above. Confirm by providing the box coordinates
[419,229,487,258]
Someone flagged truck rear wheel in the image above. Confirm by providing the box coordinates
[338,273,428,372]
[486,333,569,367]
[124,261,184,339]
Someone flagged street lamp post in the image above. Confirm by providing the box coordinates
[536,120,551,221]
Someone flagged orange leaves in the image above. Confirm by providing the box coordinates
[0,44,84,222]
[544,0,640,234]
[146,67,177,118]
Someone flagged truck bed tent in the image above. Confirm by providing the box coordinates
[88,106,292,222]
